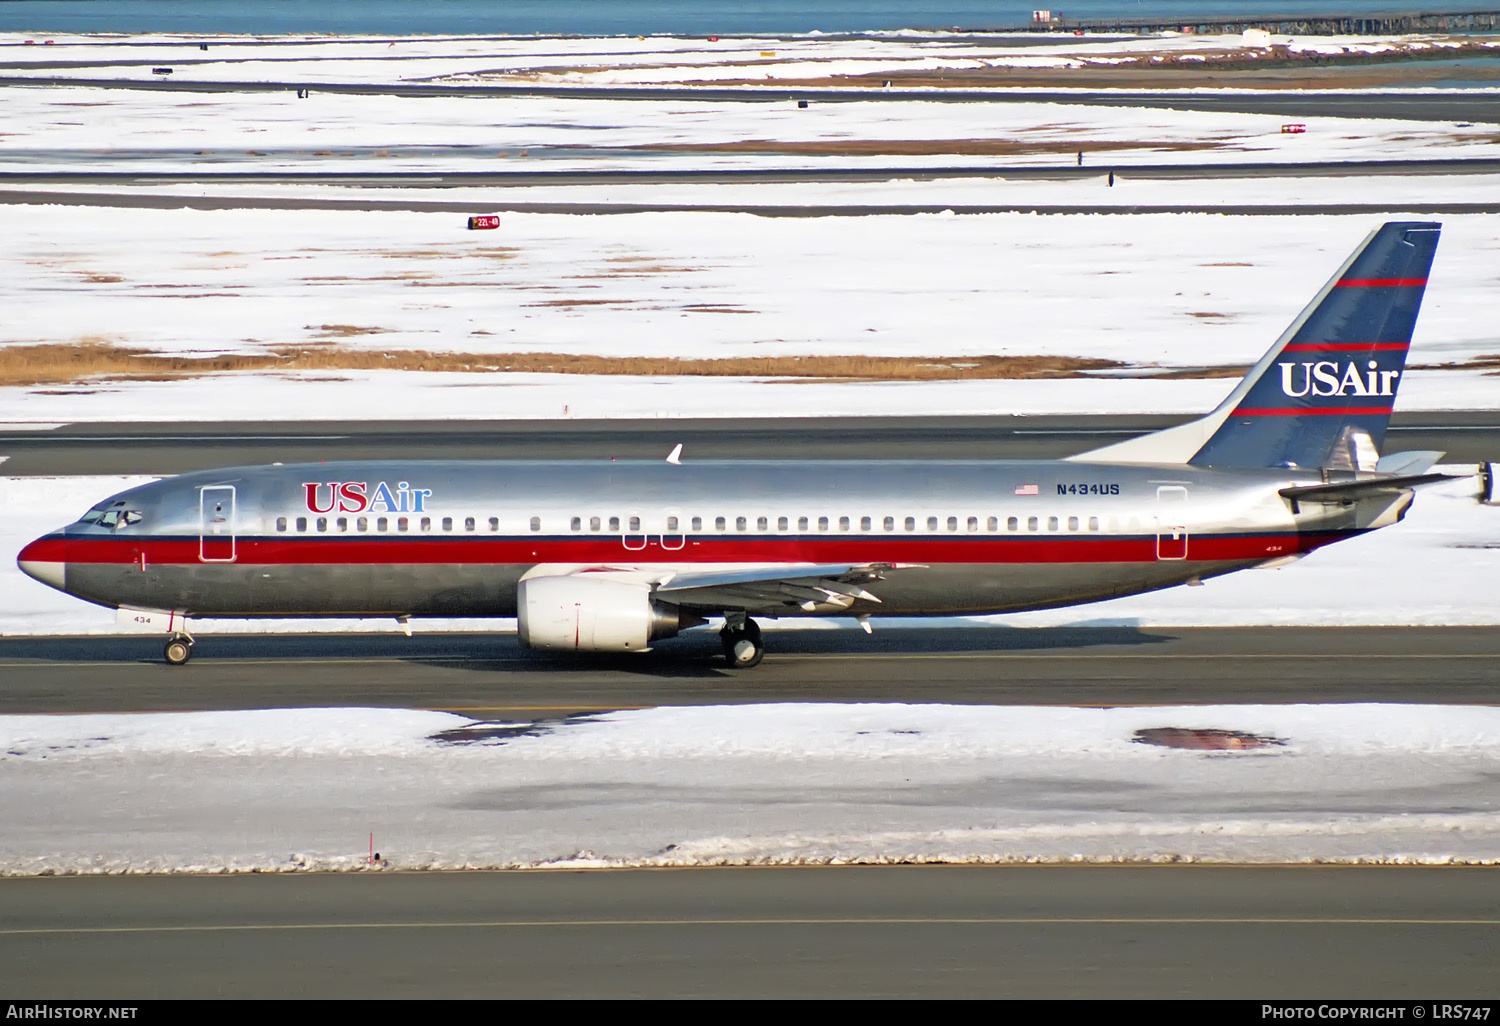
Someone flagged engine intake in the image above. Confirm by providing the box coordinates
[517,576,700,652]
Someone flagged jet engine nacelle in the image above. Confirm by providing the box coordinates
[517,575,691,652]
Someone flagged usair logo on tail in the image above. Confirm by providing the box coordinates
[1279,360,1399,398]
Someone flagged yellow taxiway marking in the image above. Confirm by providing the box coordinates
[5,916,1500,936]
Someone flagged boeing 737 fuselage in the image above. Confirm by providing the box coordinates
[17,222,1465,667]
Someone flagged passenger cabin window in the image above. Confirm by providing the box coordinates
[609,516,620,532]
[629,515,641,532]
[905,517,916,532]
[336,517,348,532]
[967,516,979,532]
[667,516,679,531]
[736,516,746,531]
[357,517,368,532]
[488,517,499,532]
[1088,516,1100,531]
[927,516,938,532]
[947,516,959,532]
[691,516,703,532]
[1027,516,1039,531]
[860,516,871,532]
[296,517,308,532]
[570,516,582,531]
[442,517,453,532]
[465,517,476,532]
[883,516,894,531]
[757,516,768,531]
[398,517,409,532]
[1007,516,1019,531]
[986,516,997,532]
[818,516,829,532]
[798,516,809,531]
[1068,516,1080,531]
[778,516,789,531]
[420,517,432,532]
[377,517,388,532]
[590,516,601,531]
[316,517,328,533]
[838,516,850,532]
[1047,516,1059,531]
[715,516,726,531]
[530,516,542,532]
[276,517,288,532]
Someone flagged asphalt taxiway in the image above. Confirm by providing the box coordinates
[4,866,1497,998]
[2,412,1497,475]
[2,626,1497,714]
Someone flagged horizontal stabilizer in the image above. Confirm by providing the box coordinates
[1374,450,1445,476]
[1278,471,1460,511]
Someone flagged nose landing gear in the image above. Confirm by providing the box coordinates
[163,634,194,666]
[720,616,763,669]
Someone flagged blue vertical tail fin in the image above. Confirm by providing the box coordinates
[1187,221,1439,469]
[1071,221,1440,470]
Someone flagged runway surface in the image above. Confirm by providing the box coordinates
[3,626,1497,714]
[2,412,1497,476]
[8,157,1500,187]
[4,866,1497,997]
[3,78,1496,123]
[11,188,1500,216]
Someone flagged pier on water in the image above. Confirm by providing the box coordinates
[1005,9,1500,35]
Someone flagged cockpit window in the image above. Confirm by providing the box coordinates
[77,501,142,529]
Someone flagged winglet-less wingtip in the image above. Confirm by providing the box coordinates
[666,443,683,465]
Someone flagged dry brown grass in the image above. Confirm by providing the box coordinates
[1410,353,1500,375]
[0,342,1149,387]
[306,324,390,337]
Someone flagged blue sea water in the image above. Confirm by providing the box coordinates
[0,1,1453,36]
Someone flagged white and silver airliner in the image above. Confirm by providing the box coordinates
[17,222,1468,667]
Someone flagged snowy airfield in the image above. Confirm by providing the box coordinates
[5,702,1500,875]
[3,30,1500,873]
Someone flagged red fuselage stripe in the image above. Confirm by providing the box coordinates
[23,533,1331,567]
[1334,278,1427,287]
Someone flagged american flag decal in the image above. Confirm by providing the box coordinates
[1014,483,1039,496]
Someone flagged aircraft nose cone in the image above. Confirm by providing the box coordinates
[18,536,66,592]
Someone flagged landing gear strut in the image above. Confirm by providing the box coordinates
[163,634,194,666]
[720,616,763,669]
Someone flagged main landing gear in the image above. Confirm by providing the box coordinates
[720,616,764,669]
[163,634,194,666]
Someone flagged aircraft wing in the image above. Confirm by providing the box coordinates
[654,562,914,614]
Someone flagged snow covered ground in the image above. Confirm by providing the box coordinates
[3,471,1495,637]
[2,207,1497,423]
[6,83,1500,175]
[3,702,1498,874]
[1,29,1494,88]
